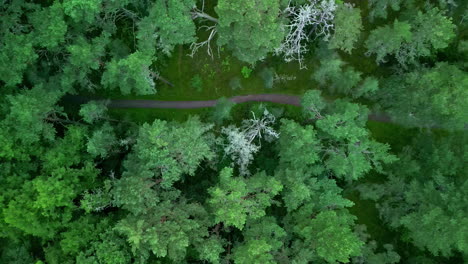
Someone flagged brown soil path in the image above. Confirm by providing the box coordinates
[64,94,392,123]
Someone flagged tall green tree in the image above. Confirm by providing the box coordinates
[208,168,283,230]
[216,0,284,64]
[329,3,363,54]
[358,133,468,257]
[379,62,468,129]
[366,8,456,67]
[278,91,396,182]
[101,51,156,95]
[137,0,196,54]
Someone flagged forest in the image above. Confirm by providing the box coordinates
[0,0,467,263]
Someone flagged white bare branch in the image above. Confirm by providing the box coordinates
[189,25,218,59]
[222,109,279,176]
[241,109,280,144]
[276,0,337,69]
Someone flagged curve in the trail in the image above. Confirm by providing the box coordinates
[64,94,392,123]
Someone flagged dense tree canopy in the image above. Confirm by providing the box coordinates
[215,0,284,64]
[0,0,466,263]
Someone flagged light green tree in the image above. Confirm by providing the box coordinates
[359,133,468,257]
[63,0,102,24]
[101,51,156,95]
[379,62,468,129]
[366,8,456,67]
[291,208,363,263]
[29,3,68,49]
[208,168,283,229]
[329,3,363,54]
[365,20,412,64]
[0,33,38,86]
[216,0,284,64]
[137,0,196,54]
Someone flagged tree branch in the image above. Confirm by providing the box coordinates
[191,11,219,23]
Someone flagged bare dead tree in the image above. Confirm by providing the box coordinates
[189,25,218,59]
[276,0,337,69]
[189,0,219,59]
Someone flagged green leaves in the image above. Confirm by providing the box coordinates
[0,33,38,86]
[29,3,67,49]
[330,3,363,54]
[79,100,110,124]
[289,204,363,263]
[63,0,102,24]
[365,20,412,64]
[380,62,468,129]
[101,51,156,95]
[208,168,282,229]
[359,133,468,257]
[232,240,275,264]
[288,94,397,182]
[366,8,456,67]
[86,122,118,158]
[216,0,284,64]
[307,211,363,263]
[115,199,210,262]
[124,117,214,188]
[2,85,63,146]
[137,0,196,54]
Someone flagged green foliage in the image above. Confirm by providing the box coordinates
[2,126,98,239]
[86,122,118,158]
[313,56,361,94]
[63,0,102,24]
[29,3,67,49]
[288,94,397,181]
[241,66,253,78]
[63,33,110,90]
[216,0,284,64]
[291,208,363,263]
[195,236,225,263]
[1,0,466,262]
[413,8,456,50]
[380,62,468,129]
[101,51,156,95]
[259,67,275,88]
[0,241,35,264]
[124,117,214,188]
[301,90,327,119]
[359,133,468,257]
[190,74,203,92]
[0,32,38,86]
[232,240,275,264]
[211,97,235,124]
[366,9,456,66]
[1,85,63,147]
[229,77,243,90]
[367,0,405,20]
[114,199,210,262]
[208,168,283,229]
[79,100,110,124]
[312,52,379,98]
[330,4,363,54]
[242,217,286,251]
[276,168,354,212]
[353,225,401,264]
[137,0,196,54]
[365,20,412,65]
[76,229,132,264]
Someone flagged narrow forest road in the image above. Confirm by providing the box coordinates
[64,94,392,123]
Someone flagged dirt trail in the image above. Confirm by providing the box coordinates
[64,94,392,123]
